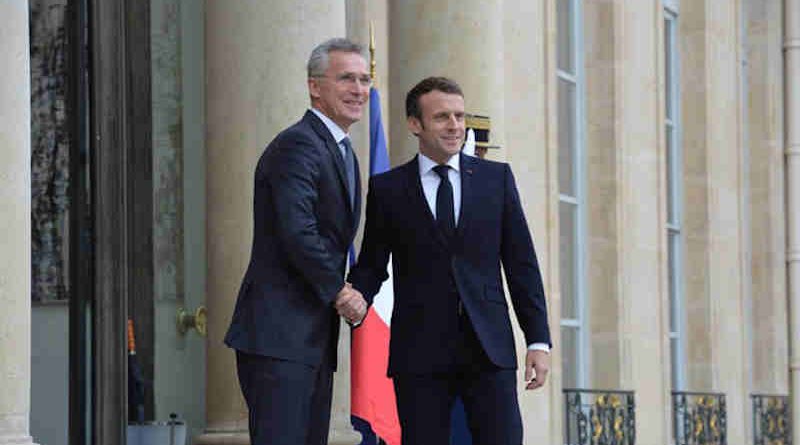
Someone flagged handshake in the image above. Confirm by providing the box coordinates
[334,283,368,325]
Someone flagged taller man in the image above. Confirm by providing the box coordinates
[349,77,552,445]
[224,38,370,445]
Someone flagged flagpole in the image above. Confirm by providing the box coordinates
[369,21,377,86]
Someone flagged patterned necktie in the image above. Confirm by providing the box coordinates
[341,137,356,209]
[433,164,455,242]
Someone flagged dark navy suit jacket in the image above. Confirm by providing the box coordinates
[225,111,361,370]
[348,153,550,376]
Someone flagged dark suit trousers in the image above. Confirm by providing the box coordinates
[392,310,523,445]
[236,351,333,445]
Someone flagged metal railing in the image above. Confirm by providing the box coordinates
[672,391,726,445]
[563,388,636,445]
[752,394,791,445]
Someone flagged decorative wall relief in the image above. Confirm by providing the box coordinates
[30,0,70,302]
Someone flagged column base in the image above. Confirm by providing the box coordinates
[0,435,36,445]
[193,431,250,445]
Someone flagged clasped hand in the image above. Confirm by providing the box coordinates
[335,283,367,324]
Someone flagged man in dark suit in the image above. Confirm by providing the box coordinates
[224,38,371,445]
[349,77,552,445]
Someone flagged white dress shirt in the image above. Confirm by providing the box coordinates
[418,152,462,223]
[418,153,550,354]
[311,108,349,159]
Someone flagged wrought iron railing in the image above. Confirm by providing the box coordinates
[563,388,636,445]
[672,391,727,445]
[752,394,791,445]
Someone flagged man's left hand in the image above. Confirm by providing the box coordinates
[334,283,367,324]
[524,349,550,390]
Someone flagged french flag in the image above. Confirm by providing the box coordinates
[350,87,401,445]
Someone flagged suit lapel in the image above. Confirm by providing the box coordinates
[352,153,362,231]
[455,153,476,244]
[304,111,356,220]
[403,156,449,249]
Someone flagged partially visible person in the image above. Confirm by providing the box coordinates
[349,76,552,445]
[224,38,370,445]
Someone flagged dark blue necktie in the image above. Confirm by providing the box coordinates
[341,137,356,209]
[433,165,455,242]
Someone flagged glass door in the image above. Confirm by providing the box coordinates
[127,1,207,443]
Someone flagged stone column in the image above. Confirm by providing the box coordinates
[613,1,670,443]
[197,2,350,444]
[784,0,800,442]
[0,1,35,445]
[388,0,505,164]
[705,0,750,440]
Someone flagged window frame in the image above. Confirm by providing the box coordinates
[557,0,588,390]
[663,6,686,391]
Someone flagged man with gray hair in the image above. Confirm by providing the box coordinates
[225,37,370,445]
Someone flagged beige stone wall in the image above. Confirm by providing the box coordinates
[680,0,714,392]
[704,0,750,439]
[584,0,621,390]
[746,0,790,394]
[612,0,671,443]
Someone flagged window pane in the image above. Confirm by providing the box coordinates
[561,326,579,388]
[670,338,677,388]
[668,231,678,333]
[665,17,674,119]
[666,125,676,224]
[557,0,575,73]
[560,201,577,319]
[671,337,683,389]
[558,78,576,196]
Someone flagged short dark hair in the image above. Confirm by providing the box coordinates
[405,76,464,120]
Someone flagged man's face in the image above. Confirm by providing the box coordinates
[408,91,465,164]
[308,51,370,131]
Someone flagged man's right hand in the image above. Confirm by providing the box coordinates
[334,283,367,324]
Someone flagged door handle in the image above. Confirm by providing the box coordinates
[176,306,207,337]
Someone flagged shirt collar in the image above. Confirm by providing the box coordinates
[418,152,461,177]
[310,108,348,144]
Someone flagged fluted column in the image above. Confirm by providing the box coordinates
[613,1,670,443]
[0,1,35,445]
[198,2,347,444]
[388,0,505,164]
[785,0,800,443]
